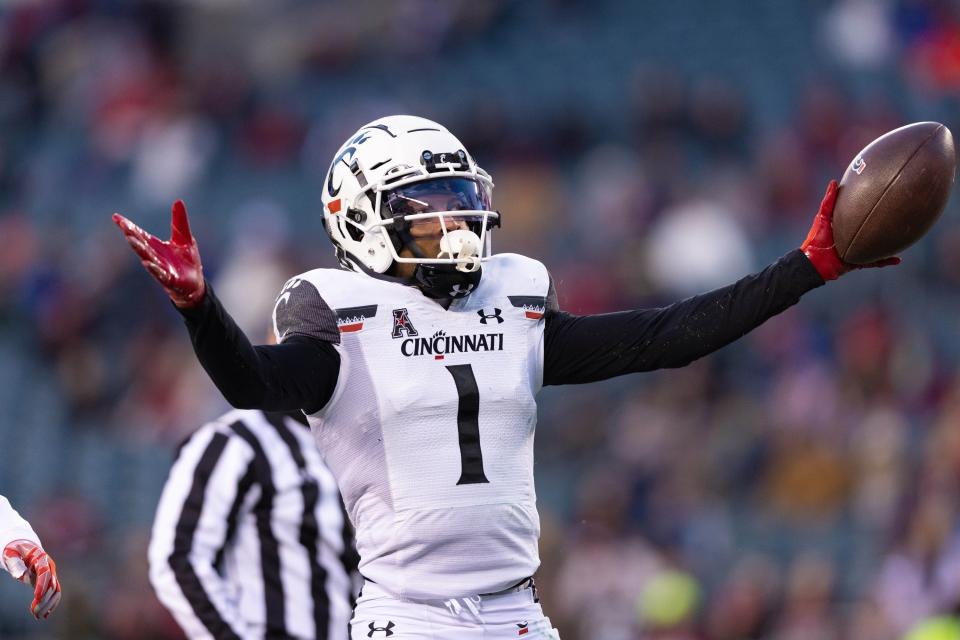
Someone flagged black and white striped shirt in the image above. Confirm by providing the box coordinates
[148,409,356,640]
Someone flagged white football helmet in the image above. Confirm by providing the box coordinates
[320,115,499,279]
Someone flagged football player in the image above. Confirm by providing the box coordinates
[114,115,897,639]
[0,495,61,620]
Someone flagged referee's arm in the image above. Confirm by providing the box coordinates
[148,424,253,640]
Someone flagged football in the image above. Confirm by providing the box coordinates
[832,121,956,264]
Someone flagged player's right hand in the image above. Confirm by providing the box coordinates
[800,180,901,281]
[112,200,206,308]
[2,539,61,619]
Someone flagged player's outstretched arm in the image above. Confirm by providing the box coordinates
[543,181,900,386]
[0,497,60,620]
[113,202,340,413]
[800,180,900,281]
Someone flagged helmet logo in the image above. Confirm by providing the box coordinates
[326,128,391,197]
[327,146,357,197]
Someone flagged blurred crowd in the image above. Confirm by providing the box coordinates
[3,0,960,638]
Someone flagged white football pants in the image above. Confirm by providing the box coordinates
[351,580,562,639]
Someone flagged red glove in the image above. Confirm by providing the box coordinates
[801,180,901,281]
[112,200,206,308]
[2,540,61,619]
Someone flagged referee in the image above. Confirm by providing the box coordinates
[148,408,357,639]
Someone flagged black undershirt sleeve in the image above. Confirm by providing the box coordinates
[542,249,824,386]
[177,284,340,414]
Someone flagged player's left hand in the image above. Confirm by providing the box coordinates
[112,200,206,308]
[2,539,61,619]
[801,180,901,281]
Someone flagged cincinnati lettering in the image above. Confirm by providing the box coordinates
[400,331,504,358]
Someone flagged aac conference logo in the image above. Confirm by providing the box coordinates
[391,308,419,338]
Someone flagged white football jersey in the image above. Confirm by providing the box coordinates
[273,253,551,600]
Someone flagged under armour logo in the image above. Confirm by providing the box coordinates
[368,621,395,637]
[477,308,503,324]
[449,283,474,297]
[391,308,419,339]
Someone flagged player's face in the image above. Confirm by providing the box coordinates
[407,195,472,238]
[393,212,469,278]
[383,178,492,279]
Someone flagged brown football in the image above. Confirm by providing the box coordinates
[832,121,956,264]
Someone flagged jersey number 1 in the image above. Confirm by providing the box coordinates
[445,365,490,485]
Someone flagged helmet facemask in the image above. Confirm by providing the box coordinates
[380,177,498,270]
